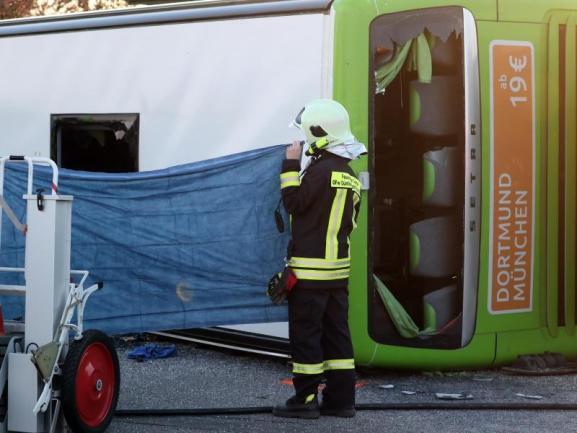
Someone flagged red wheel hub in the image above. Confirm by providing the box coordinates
[75,342,116,427]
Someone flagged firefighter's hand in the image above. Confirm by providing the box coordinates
[285,141,302,160]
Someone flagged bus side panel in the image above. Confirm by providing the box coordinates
[365,0,498,21]
[491,10,577,363]
[496,329,577,365]
[331,0,374,364]
[499,0,577,23]
[475,21,545,337]
[366,334,496,369]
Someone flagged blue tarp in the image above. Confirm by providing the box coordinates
[0,145,289,334]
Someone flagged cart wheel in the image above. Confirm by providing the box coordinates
[62,330,120,433]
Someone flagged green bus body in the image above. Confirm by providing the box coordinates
[335,0,577,369]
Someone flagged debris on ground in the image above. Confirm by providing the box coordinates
[422,371,471,378]
[435,393,474,400]
[127,343,177,361]
[379,384,395,389]
[515,393,544,400]
[471,375,494,382]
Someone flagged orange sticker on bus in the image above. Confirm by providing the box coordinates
[489,41,535,314]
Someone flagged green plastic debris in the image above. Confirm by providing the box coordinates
[408,33,433,84]
[375,39,412,93]
[373,275,437,339]
[375,33,433,94]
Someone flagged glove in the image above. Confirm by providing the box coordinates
[267,267,298,304]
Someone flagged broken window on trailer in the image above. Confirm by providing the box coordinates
[51,114,139,173]
[368,7,466,349]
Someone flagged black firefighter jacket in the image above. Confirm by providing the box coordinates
[280,151,361,289]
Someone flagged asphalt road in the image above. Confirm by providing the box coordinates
[108,339,577,433]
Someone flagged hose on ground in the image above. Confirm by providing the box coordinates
[115,401,577,417]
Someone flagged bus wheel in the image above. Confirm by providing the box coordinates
[62,330,120,433]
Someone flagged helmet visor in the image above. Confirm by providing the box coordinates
[289,107,305,129]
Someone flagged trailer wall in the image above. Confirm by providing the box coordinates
[0,13,330,170]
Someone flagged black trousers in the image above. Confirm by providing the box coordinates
[288,285,356,408]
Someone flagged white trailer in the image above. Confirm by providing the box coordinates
[0,0,335,348]
[0,0,333,169]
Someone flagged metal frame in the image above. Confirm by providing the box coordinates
[565,15,577,335]
[0,157,101,432]
[547,14,562,336]
[0,0,332,37]
[544,12,577,336]
[0,337,22,433]
[33,274,102,415]
[0,156,59,264]
[461,8,482,346]
[0,156,59,195]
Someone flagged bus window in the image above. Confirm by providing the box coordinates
[51,114,139,173]
[368,7,479,349]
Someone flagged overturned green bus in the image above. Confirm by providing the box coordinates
[0,0,574,369]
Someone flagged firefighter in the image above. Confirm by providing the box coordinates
[273,99,366,419]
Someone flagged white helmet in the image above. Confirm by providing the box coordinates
[292,99,355,156]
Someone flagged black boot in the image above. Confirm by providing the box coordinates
[273,394,320,419]
[320,403,356,418]
[321,370,356,417]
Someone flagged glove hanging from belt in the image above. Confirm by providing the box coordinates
[267,267,298,304]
